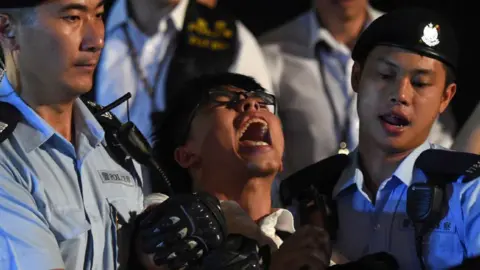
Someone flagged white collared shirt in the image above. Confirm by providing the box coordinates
[220,200,344,266]
[96,0,272,141]
[220,200,295,250]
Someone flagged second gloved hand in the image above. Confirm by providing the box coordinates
[200,234,265,270]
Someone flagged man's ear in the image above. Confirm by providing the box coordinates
[439,83,456,114]
[0,14,19,50]
[174,146,201,169]
[351,62,362,93]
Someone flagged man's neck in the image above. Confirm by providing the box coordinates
[358,140,413,196]
[315,7,367,50]
[211,176,274,222]
[20,82,75,142]
[127,0,175,36]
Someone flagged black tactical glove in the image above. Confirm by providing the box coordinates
[328,252,399,270]
[136,192,227,269]
[199,234,265,270]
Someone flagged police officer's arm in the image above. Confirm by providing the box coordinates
[462,175,480,257]
[0,170,65,270]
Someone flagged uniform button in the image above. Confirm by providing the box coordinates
[374,224,381,230]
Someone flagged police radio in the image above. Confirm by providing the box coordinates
[91,93,174,195]
[407,179,446,270]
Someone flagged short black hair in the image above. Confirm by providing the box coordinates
[444,63,456,87]
[151,72,265,193]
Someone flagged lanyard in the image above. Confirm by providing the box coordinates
[121,23,167,107]
[316,41,353,155]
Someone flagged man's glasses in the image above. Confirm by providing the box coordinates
[179,88,277,144]
[207,89,276,113]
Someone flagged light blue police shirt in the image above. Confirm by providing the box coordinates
[0,77,144,270]
[333,141,480,269]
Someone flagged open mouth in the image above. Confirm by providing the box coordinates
[379,113,411,128]
[238,118,272,147]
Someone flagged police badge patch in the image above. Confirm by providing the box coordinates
[98,170,134,186]
[421,23,440,47]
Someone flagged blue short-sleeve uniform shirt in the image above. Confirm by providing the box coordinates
[333,141,480,269]
[0,77,144,270]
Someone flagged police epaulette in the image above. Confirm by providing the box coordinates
[81,97,122,130]
[415,149,480,183]
[0,102,22,143]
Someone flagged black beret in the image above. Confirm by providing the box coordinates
[352,7,459,73]
[0,0,45,9]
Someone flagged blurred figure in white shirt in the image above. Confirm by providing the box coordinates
[452,102,480,154]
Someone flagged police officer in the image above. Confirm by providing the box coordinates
[0,1,146,269]
[281,7,480,270]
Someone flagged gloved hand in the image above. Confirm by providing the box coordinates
[199,234,265,270]
[328,252,399,270]
[136,192,227,269]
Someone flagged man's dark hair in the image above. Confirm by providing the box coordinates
[151,72,265,193]
[444,64,456,87]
